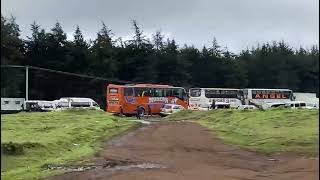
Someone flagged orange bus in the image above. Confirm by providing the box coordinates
[106,84,188,115]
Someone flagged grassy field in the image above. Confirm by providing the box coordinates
[167,109,319,155]
[1,109,139,180]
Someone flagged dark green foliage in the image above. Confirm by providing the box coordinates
[1,142,24,155]
[1,15,319,103]
[1,15,25,97]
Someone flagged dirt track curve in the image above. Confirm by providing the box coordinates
[49,122,319,180]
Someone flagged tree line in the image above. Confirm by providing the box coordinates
[1,15,319,106]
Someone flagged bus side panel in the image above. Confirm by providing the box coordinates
[106,86,122,114]
[122,96,138,114]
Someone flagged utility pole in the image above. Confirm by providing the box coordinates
[25,66,28,101]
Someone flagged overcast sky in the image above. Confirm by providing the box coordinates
[1,0,319,53]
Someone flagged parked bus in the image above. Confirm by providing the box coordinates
[188,88,242,109]
[238,88,294,106]
[106,84,188,115]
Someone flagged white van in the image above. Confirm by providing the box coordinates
[285,101,316,109]
[57,97,100,110]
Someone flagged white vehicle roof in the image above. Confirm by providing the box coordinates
[286,101,306,104]
[1,98,25,100]
[265,102,286,105]
[243,88,292,91]
[215,102,231,105]
[59,97,95,102]
[189,88,239,90]
[25,100,54,103]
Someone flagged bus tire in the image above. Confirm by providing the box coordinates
[119,108,124,116]
[159,114,166,117]
[139,107,145,116]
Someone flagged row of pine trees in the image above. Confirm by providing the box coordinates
[1,15,319,105]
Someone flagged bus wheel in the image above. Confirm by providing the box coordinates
[139,107,145,117]
[119,108,124,117]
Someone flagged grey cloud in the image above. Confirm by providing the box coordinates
[1,0,318,53]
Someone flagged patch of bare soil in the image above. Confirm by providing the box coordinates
[48,122,318,180]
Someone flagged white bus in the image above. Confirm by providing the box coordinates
[238,88,294,107]
[188,88,242,109]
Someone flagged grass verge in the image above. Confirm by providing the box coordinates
[167,109,319,155]
[1,109,139,180]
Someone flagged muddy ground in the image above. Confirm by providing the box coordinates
[48,122,319,180]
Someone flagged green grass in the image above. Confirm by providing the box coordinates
[1,109,139,180]
[168,109,319,155]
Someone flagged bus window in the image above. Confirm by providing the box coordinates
[173,88,183,99]
[190,89,201,97]
[124,88,134,96]
[109,88,118,94]
[134,88,153,97]
[300,103,306,107]
[145,88,154,96]
[237,90,243,99]
[134,88,144,97]
[204,89,239,98]
[164,89,173,97]
[71,102,91,107]
[204,89,220,98]
[220,90,238,98]
[154,89,164,97]
[182,90,188,101]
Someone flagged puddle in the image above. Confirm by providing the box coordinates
[43,159,166,173]
[45,164,97,172]
[110,163,166,171]
[107,126,150,147]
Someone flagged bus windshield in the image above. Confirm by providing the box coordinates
[204,89,239,98]
[190,89,201,97]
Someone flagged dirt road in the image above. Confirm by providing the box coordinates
[49,122,319,180]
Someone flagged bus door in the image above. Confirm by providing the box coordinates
[123,87,135,114]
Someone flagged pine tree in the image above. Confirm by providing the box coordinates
[209,37,221,57]
[89,22,117,78]
[69,25,89,72]
[1,15,25,97]
[152,30,164,51]
[1,15,24,65]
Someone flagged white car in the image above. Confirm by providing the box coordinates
[285,101,317,109]
[160,104,185,116]
[238,105,257,110]
[197,102,231,110]
[214,102,231,109]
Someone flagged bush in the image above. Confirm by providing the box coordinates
[1,142,24,155]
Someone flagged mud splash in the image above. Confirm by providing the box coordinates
[43,159,166,173]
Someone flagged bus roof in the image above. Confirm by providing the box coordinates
[189,88,239,90]
[243,88,292,91]
[107,84,183,88]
